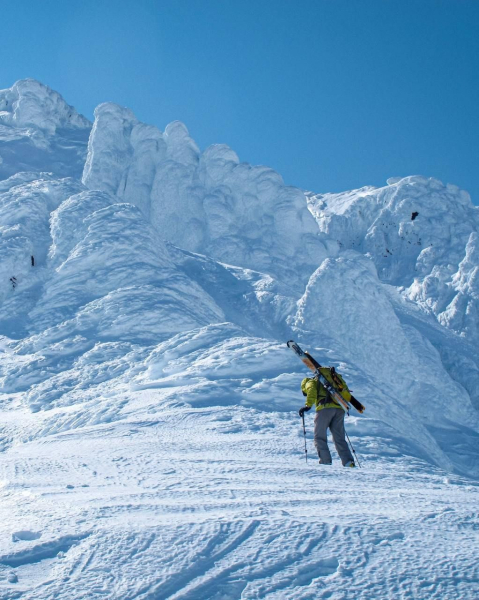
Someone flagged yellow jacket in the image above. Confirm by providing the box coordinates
[301,369,351,411]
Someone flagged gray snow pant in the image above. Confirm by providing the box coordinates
[314,408,354,466]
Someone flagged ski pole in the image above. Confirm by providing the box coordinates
[301,413,308,463]
[345,429,361,468]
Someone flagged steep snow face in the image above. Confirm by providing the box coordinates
[31,201,175,327]
[33,194,225,342]
[82,103,326,289]
[308,176,479,343]
[291,251,479,474]
[0,176,84,325]
[0,80,91,180]
[409,231,479,342]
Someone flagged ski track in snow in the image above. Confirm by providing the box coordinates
[0,391,478,599]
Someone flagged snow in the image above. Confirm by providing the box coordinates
[82,102,326,290]
[0,80,91,181]
[0,80,90,135]
[307,176,479,344]
[0,79,478,598]
[0,393,478,599]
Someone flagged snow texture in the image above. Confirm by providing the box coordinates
[0,80,478,599]
[0,80,91,181]
[307,177,479,343]
[82,102,327,290]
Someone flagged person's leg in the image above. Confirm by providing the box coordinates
[330,409,354,466]
[314,409,334,464]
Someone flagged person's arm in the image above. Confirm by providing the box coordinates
[299,379,316,416]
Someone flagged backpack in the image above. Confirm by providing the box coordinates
[316,367,348,405]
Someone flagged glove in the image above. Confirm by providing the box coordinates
[299,406,311,417]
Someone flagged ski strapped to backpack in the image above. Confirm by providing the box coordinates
[287,340,365,414]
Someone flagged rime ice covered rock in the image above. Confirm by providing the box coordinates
[82,104,326,289]
[82,103,141,196]
[0,79,91,179]
[81,104,198,198]
[0,79,90,134]
[427,232,479,341]
[308,176,479,342]
[308,176,478,286]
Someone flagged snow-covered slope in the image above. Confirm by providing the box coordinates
[0,80,478,599]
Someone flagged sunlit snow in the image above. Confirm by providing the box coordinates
[0,80,478,599]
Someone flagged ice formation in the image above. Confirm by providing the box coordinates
[0,79,90,134]
[0,80,478,599]
[0,79,91,180]
[82,102,327,289]
[307,177,479,343]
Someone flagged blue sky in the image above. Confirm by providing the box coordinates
[2,0,478,202]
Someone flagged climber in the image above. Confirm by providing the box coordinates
[299,371,355,467]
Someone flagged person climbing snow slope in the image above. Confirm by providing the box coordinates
[299,371,355,467]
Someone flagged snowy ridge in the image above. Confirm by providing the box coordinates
[0,80,478,599]
[307,176,479,343]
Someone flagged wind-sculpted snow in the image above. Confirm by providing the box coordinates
[170,245,298,339]
[291,251,479,475]
[0,80,90,134]
[308,176,479,343]
[48,190,114,266]
[32,201,225,340]
[0,80,91,180]
[32,202,175,328]
[0,177,84,324]
[412,231,479,342]
[1,80,479,599]
[1,289,224,411]
[82,103,327,289]
[0,171,57,193]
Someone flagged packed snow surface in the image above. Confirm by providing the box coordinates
[0,80,478,599]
